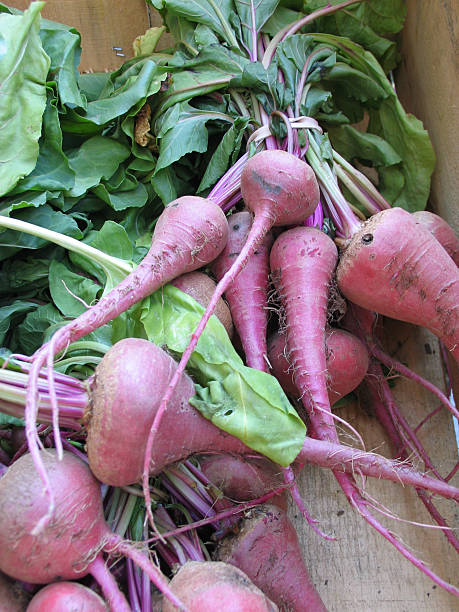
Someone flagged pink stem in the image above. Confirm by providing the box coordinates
[296,437,459,502]
[282,466,336,540]
[366,366,459,553]
[107,534,189,612]
[88,553,132,612]
[147,485,289,544]
[370,344,459,420]
[413,405,443,433]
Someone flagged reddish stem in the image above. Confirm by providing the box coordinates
[88,554,131,612]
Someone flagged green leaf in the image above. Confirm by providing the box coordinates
[328,124,402,167]
[0,190,64,216]
[162,0,239,49]
[234,0,279,58]
[78,72,111,102]
[49,260,101,318]
[305,33,435,211]
[0,257,49,297]
[140,285,306,466]
[92,181,149,211]
[155,102,233,172]
[263,5,301,36]
[319,62,388,103]
[151,167,178,204]
[90,221,134,262]
[197,116,249,193]
[61,59,166,132]
[0,2,50,196]
[229,61,287,109]
[14,303,63,354]
[194,23,220,47]
[368,98,435,211]
[0,300,38,344]
[67,221,133,294]
[0,413,25,427]
[133,26,167,56]
[302,0,406,72]
[154,46,245,113]
[0,205,82,261]
[65,136,131,198]
[304,0,406,34]
[39,17,86,108]
[10,91,75,194]
[164,12,198,54]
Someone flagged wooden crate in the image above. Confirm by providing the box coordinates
[8,1,459,609]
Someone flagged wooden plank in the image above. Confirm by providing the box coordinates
[9,0,152,71]
[396,0,459,235]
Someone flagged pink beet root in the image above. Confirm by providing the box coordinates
[162,561,278,612]
[217,504,327,612]
[212,211,273,371]
[0,451,108,585]
[199,454,287,510]
[86,339,247,486]
[26,582,108,611]
[337,207,459,363]
[240,150,320,228]
[268,327,369,404]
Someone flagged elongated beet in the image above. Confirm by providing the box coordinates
[217,504,327,612]
[212,211,273,371]
[24,196,229,511]
[336,207,459,363]
[142,151,320,521]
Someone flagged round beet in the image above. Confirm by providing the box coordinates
[268,328,369,404]
[162,561,278,612]
[240,150,320,227]
[26,582,107,611]
[0,451,107,584]
[0,450,187,612]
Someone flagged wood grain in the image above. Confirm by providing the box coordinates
[9,0,152,71]
[396,0,459,236]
